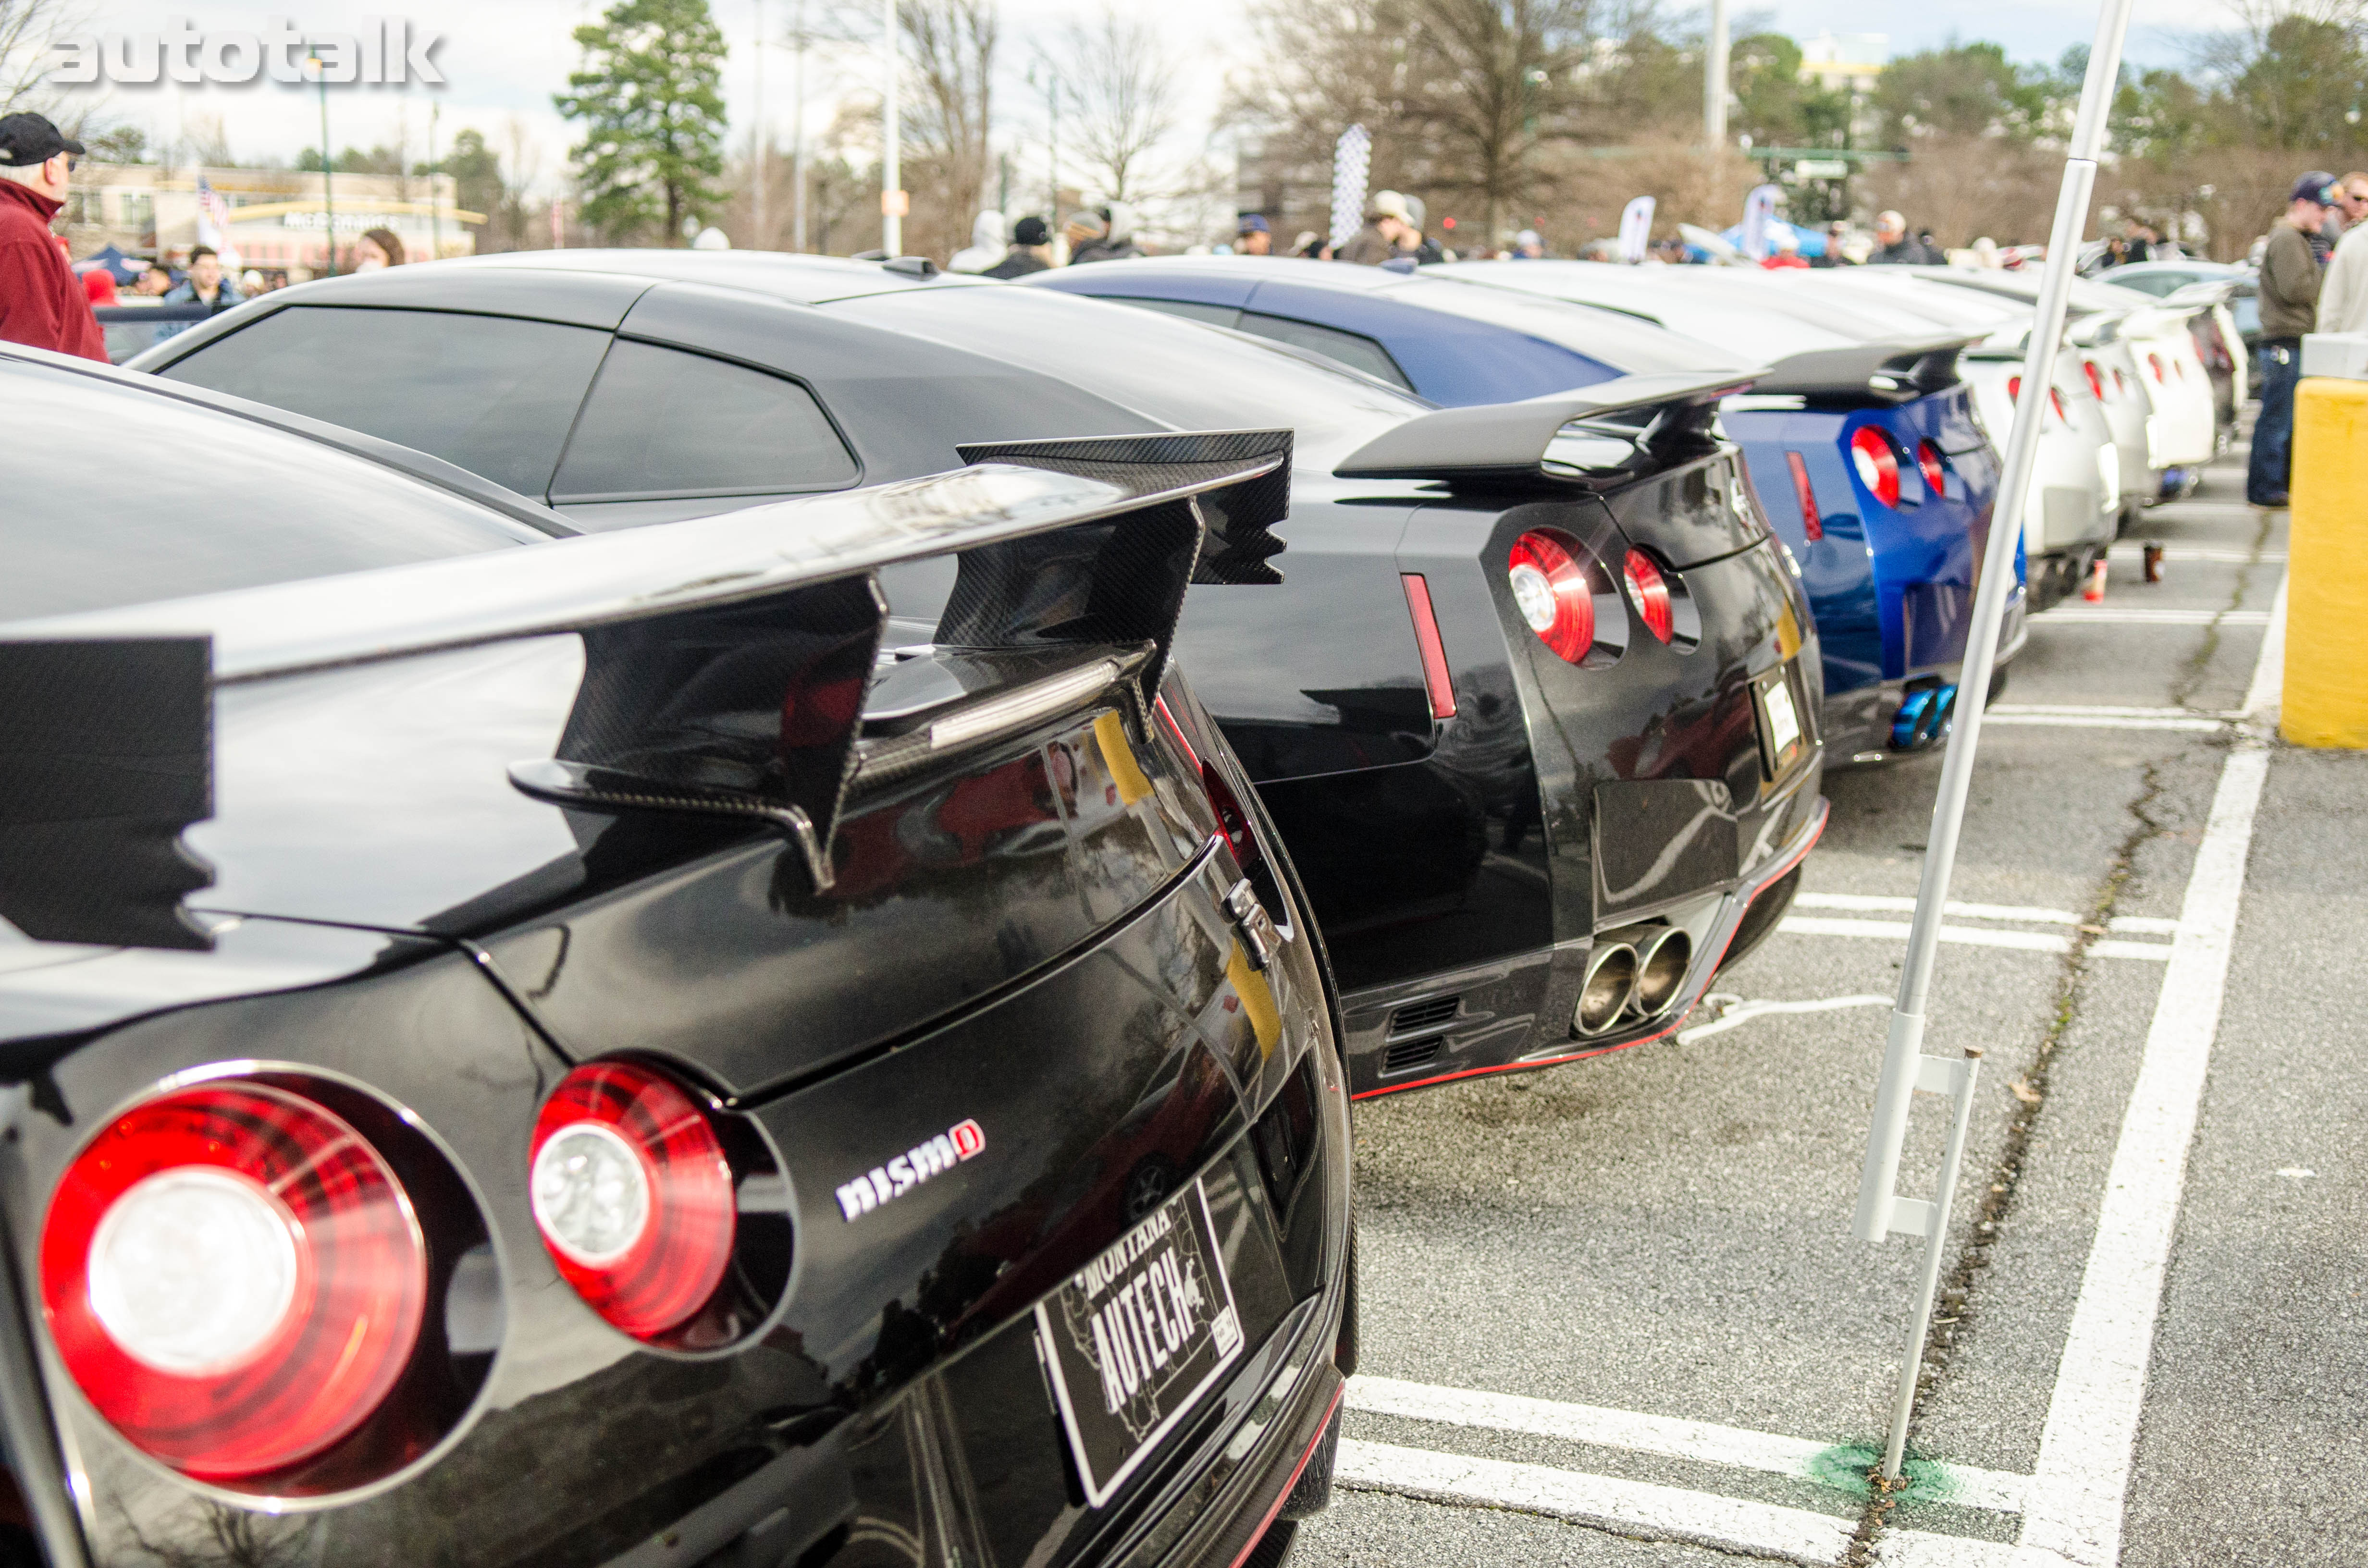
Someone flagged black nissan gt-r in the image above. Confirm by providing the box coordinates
[134,251,1829,1100]
[0,347,1350,1568]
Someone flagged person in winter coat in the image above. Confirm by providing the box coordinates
[1334,190,1413,265]
[156,245,245,342]
[2315,173,2368,336]
[0,112,105,361]
[2248,172,2335,508]
[1868,211,1937,265]
[983,216,1054,279]
[1069,202,1144,265]
[948,209,1005,273]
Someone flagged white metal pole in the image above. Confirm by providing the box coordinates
[1881,1049,1981,1480]
[881,0,901,256]
[792,0,808,252]
[753,0,767,247]
[1852,0,2136,1252]
[1704,0,1730,148]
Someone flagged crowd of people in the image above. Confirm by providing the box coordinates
[0,110,414,363]
[7,98,2361,520]
[2247,169,2368,507]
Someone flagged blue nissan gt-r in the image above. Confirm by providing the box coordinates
[1032,257,2019,763]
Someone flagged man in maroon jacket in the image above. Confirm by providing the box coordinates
[0,113,106,362]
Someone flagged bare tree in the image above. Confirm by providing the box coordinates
[1229,0,1639,247]
[501,117,543,248]
[0,0,83,115]
[1055,9,1180,202]
[899,0,997,260]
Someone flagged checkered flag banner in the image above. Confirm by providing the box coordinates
[1330,125,1370,248]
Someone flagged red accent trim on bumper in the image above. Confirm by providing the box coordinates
[1226,1380,1347,1568]
[1350,795,1828,1102]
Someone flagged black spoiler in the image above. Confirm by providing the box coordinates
[1333,369,1761,484]
[1755,332,1978,402]
[0,443,1285,949]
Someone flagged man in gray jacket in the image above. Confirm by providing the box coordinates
[2249,172,2333,508]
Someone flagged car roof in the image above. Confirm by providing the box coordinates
[1040,255,1749,378]
[296,249,1000,307]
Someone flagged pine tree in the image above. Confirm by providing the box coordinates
[555,0,729,245]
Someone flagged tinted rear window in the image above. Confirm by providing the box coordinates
[156,305,611,496]
[1234,311,1413,388]
[549,340,860,501]
[832,286,1430,471]
[1,359,534,622]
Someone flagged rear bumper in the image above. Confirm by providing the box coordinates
[1340,783,1828,1099]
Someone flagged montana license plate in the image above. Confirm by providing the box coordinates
[1036,1179,1246,1507]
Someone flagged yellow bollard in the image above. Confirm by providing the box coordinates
[2283,376,2368,748]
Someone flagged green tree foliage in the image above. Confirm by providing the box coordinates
[555,0,729,245]
[437,129,506,230]
[1727,32,1852,148]
[296,146,407,175]
[2222,16,2368,149]
[1873,41,2050,143]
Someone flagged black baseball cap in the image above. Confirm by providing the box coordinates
[0,113,84,168]
[2292,171,2337,206]
[1012,215,1049,246]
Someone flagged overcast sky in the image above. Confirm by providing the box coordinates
[58,0,2233,197]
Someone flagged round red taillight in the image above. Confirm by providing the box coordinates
[1848,427,1901,508]
[2083,359,2107,402]
[1622,550,1674,643]
[1916,441,1947,499]
[1507,529,1597,663]
[40,1081,427,1479]
[530,1061,735,1340]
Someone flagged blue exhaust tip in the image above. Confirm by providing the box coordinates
[1891,690,1935,749]
[1890,683,1960,750]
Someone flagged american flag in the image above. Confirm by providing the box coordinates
[195,176,240,269]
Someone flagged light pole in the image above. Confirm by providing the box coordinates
[754,0,767,246]
[428,99,441,261]
[1027,60,1059,232]
[880,0,902,255]
[1704,0,1731,147]
[306,46,337,276]
[792,0,808,252]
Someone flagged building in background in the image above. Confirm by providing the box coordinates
[1796,33,1887,96]
[62,165,477,276]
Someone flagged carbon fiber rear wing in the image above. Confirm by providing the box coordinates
[0,443,1286,948]
[1332,369,1763,485]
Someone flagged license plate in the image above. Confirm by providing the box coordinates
[1036,1179,1246,1507]
[1756,666,1804,777]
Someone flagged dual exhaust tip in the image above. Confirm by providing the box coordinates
[1574,924,1695,1036]
[1890,683,1960,751]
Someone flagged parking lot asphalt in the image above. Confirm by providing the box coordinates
[1295,436,2366,1566]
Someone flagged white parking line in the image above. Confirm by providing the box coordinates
[1794,894,2180,935]
[1347,1376,2028,1513]
[2239,575,2287,720]
[1983,712,2225,733]
[1335,1439,1857,1567]
[2038,608,2270,625]
[1878,1532,2020,1567]
[1676,993,1894,1044]
[1776,917,2172,962]
[2104,545,2284,565]
[2011,743,2271,1568]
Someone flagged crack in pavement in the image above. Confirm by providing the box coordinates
[1840,510,2277,1565]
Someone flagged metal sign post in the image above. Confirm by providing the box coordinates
[1850,0,2138,1485]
